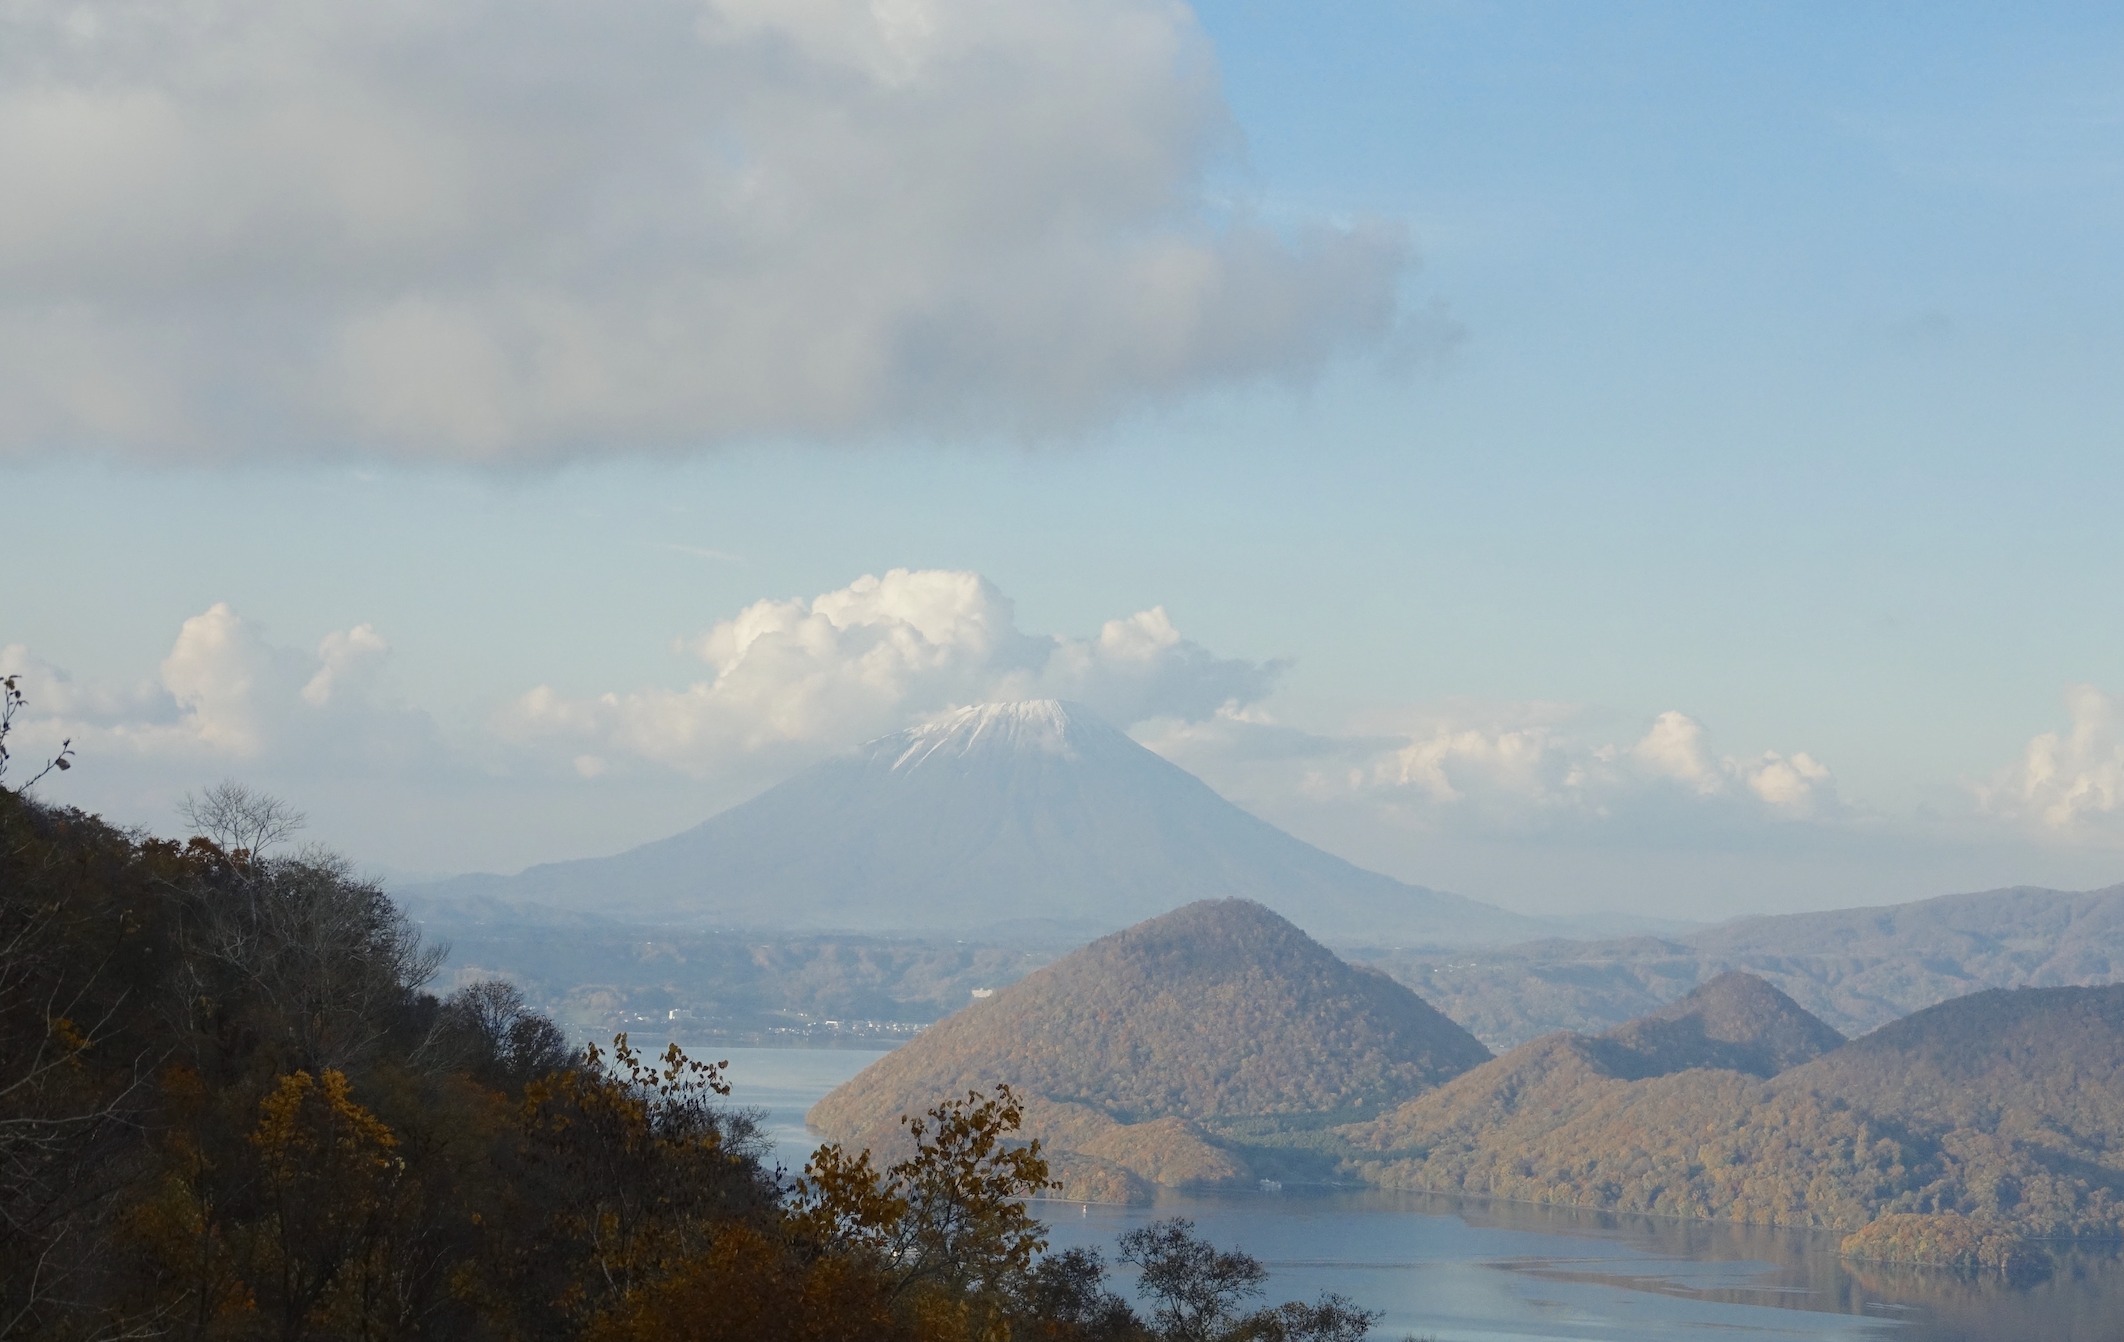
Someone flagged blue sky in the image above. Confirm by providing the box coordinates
[5,1,2123,918]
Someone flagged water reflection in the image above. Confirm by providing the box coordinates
[1443,1195,2124,1341]
[712,1047,2124,1342]
[1043,1188,2124,1342]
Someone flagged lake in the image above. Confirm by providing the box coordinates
[710,1044,2124,1342]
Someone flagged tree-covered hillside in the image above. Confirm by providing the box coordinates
[0,756,1377,1340]
[1342,983,2124,1270]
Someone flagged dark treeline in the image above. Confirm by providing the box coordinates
[0,738,1379,1340]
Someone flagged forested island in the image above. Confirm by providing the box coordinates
[811,899,1490,1202]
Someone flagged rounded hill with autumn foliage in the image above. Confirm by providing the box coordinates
[809,899,1489,1198]
[1586,970,1846,1079]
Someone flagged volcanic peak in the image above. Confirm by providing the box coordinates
[881,700,1104,771]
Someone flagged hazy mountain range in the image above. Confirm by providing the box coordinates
[402,699,2124,1051]
[408,700,1540,946]
[1374,879,2124,1046]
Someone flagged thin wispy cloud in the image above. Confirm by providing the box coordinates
[657,543,748,565]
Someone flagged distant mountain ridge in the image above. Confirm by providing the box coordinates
[1366,879,2124,1048]
[409,700,1537,946]
[1587,970,1845,1079]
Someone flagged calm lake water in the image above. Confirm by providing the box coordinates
[709,1045,2124,1342]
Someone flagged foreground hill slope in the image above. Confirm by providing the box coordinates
[1367,880,2124,1047]
[410,701,1534,945]
[812,899,1490,1198]
[1344,984,2124,1252]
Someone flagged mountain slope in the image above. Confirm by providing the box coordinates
[1782,982,2124,1140]
[1337,972,1840,1181]
[810,899,1491,1197]
[412,700,1533,944]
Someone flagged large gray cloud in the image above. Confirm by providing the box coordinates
[0,0,1412,461]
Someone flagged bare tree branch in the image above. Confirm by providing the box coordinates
[179,780,306,858]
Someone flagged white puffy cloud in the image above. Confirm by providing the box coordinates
[1630,710,1722,795]
[1376,709,1837,827]
[2,604,434,774]
[1980,685,2124,839]
[0,0,1412,462]
[502,568,1278,775]
[1739,750,1833,812]
[1383,709,1588,810]
[1142,701,1842,837]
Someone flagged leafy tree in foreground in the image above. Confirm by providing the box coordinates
[796,1084,1055,1302]
[1019,1247,1141,1339]
[1121,1218,1377,1342]
[248,1069,410,1339]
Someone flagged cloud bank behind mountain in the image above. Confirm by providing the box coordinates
[8,568,2122,911]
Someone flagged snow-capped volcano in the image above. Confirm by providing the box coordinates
[413,700,1534,945]
[883,700,1098,769]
